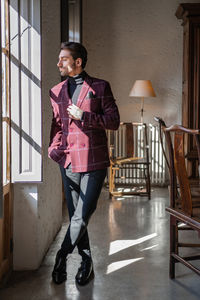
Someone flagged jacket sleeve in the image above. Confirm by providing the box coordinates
[82,81,120,130]
[48,90,63,157]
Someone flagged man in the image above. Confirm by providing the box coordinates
[48,42,120,285]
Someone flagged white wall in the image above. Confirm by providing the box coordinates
[13,0,62,270]
[82,0,200,125]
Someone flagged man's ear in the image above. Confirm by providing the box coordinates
[76,58,82,67]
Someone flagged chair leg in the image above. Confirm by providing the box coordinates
[144,167,151,200]
[147,167,151,200]
[169,215,178,279]
[109,166,112,194]
[109,165,116,196]
[109,165,113,194]
[147,179,151,200]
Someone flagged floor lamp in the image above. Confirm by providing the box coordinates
[129,80,156,123]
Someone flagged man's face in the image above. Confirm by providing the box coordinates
[57,49,81,77]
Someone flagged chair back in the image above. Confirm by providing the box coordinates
[155,118,200,216]
[155,117,176,207]
[108,122,149,161]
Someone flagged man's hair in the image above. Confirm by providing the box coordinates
[61,42,88,69]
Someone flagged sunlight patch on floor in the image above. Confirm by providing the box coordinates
[106,258,144,274]
[140,244,158,251]
[109,233,157,255]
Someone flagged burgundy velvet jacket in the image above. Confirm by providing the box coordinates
[48,73,120,172]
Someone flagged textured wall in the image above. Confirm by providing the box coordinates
[38,0,62,264]
[82,0,200,125]
[13,0,62,270]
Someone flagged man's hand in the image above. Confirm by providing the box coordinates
[67,104,84,121]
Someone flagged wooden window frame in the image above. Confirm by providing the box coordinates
[1,0,11,205]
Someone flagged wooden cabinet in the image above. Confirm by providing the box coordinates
[176,4,200,177]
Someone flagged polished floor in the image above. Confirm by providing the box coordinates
[0,187,200,300]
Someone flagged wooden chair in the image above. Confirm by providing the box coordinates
[108,122,151,199]
[155,117,200,278]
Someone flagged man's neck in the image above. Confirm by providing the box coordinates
[69,68,83,77]
[68,71,86,85]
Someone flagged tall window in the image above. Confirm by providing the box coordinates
[10,0,41,182]
[2,0,42,186]
[0,0,41,279]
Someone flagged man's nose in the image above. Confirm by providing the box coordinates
[57,60,62,67]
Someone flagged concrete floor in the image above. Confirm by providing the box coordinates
[0,187,200,300]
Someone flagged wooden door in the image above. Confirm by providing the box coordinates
[0,186,13,283]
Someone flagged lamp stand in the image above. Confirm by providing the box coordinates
[140,97,144,123]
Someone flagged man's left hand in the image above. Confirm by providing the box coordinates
[67,104,84,121]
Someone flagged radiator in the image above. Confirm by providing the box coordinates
[107,124,167,186]
[148,124,167,185]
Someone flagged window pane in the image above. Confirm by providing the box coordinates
[2,122,8,185]
[2,53,9,186]
[1,0,6,48]
[2,54,7,117]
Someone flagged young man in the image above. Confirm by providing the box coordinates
[48,42,120,285]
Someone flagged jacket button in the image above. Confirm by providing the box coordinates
[82,143,85,147]
[70,143,74,147]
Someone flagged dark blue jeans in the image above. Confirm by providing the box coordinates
[59,164,107,258]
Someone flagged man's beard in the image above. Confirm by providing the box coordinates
[60,63,76,76]
[60,69,68,76]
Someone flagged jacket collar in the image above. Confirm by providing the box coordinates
[63,72,93,107]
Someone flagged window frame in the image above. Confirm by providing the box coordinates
[10,0,42,182]
[0,1,2,218]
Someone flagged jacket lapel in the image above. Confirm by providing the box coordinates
[77,75,93,108]
[62,78,72,104]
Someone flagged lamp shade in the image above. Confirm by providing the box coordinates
[129,80,156,97]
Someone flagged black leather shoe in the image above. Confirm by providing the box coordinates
[75,258,94,286]
[52,250,67,284]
